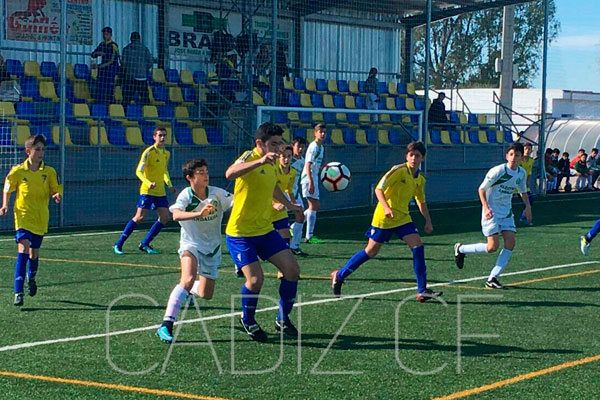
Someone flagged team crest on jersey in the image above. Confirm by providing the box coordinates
[42,175,47,182]
[22,177,27,182]
[259,169,265,175]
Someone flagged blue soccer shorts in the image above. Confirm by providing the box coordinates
[272,217,290,231]
[226,230,289,272]
[136,194,169,210]
[15,229,44,249]
[366,222,419,244]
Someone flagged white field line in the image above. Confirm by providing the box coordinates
[0,260,596,353]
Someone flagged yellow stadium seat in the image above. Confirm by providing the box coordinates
[148,86,164,106]
[386,97,396,110]
[287,112,300,123]
[459,113,468,125]
[73,81,92,103]
[478,130,489,144]
[330,129,344,145]
[180,70,195,87]
[405,97,416,111]
[109,104,137,126]
[387,82,398,96]
[496,129,504,143]
[344,95,356,109]
[151,68,166,85]
[52,126,73,145]
[169,86,191,106]
[58,63,75,81]
[306,129,315,143]
[358,114,370,124]
[327,80,338,93]
[300,93,312,107]
[174,106,201,128]
[463,130,472,145]
[477,115,487,125]
[0,102,28,125]
[406,82,416,95]
[89,127,109,145]
[73,104,99,125]
[323,94,335,108]
[39,81,59,102]
[114,85,123,103]
[23,61,41,78]
[378,130,390,145]
[142,105,169,127]
[355,129,369,145]
[335,112,347,122]
[378,114,392,125]
[348,80,359,95]
[16,126,31,145]
[440,130,452,145]
[312,112,324,122]
[164,127,176,145]
[305,78,317,93]
[281,128,290,142]
[402,115,412,124]
[125,127,145,145]
[283,76,294,91]
[252,91,265,106]
[192,128,209,145]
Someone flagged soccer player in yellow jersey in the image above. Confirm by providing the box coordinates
[272,145,296,244]
[0,135,62,306]
[330,141,442,302]
[114,127,177,254]
[519,142,534,225]
[225,123,303,342]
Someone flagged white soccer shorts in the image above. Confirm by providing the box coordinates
[178,244,221,280]
[301,176,320,200]
[481,214,516,237]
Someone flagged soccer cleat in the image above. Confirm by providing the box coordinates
[453,243,465,269]
[239,318,268,342]
[275,319,298,337]
[485,277,504,289]
[28,278,37,297]
[305,237,323,244]
[156,325,174,344]
[416,288,443,302]
[290,247,308,257]
[113,245,124,255]
[580,236,591,256]
[331,270,343,297]
[139,243,160,254]
[13,292,23,307]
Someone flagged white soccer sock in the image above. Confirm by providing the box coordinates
[163,284,189,322]
[190,280,200,296]
[290,221,304,249]
[488,248,513,280]
[305,209,317,240]
[459,243,488,254]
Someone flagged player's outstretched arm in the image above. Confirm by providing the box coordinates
[416,201,433,233]
[273,186,302,212]
[172,205,215,222]
[225,152,277,180]
[374,188,393,218]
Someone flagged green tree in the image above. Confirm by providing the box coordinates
[413,0,560,88]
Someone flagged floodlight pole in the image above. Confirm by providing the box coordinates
[59,0,67,228]
[539,0,549,195]
[422,0,432,174]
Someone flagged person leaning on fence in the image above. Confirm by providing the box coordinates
[121,32,153,105]
[91,26,120,104]
[365,67,379,121]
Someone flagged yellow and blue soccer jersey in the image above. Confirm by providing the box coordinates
[371,163,426,229]
[272,162,296,222]
[136,144,172,196]
[226,148,279,237]
[3,161,63,235]
[520,156,534,190]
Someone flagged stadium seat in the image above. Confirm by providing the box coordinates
[148,85,166,105]
[294,77,305,91]
[477,115,487,125]
[105,124,126,145]
[355,96,366,109]
[395,97,406,110]
[504,129,514,143]
[468,113,478,125]
[73,64,90,81]
[51,126,73,145]
[358,113,370,125]
[126,105,144,124]
[495,129,504,144]
[315,79,327,93]
[15,102,39,125]
[192,128,209,145]
[253,91,265,106]
[30,125,53,144]
[300,93,313,107]
[387,82,398,96]
[330,129,344,145]
[15,125,30,145]
[388,129,402,145]
[283,76,294,91]
[287,112,301,126]
[366,129,377,144]
[293,128,306,139]
[337,80,348,94]
[40,62,58,81]
[477,130,489,144]
[125,126,144,145]
[327,80,338,94]
[406,82,416,96]
[378,129,391,145]
[0,102,28,125]
[311,94,324,108]
[73,81,93,103]
[335,112,347,123]
[20,78,41,102]
[346,112,359,126]
[348,80,359,95]
[466,130,479,144]
[167,86,185,105]
[143,105,170,127]
[344,95,356,109]
[109,104,136,126]
[333,95,345,108]
[429,130,443,145]
[282,128,290,142]
[289,93,301,107]
[113,85,123,103]
[299,111,312,124]
[90,104,108,121]
[440,130,453,145]
[358,81,366,93]
[89,126,109,145]
[323,94,335,108]
[274,111,287,124]
[306,129,315,143]
[396,82,407,95]
[322,112,334,124]
[23,61,41,78]
[180,70,194,86]
[206,127,224,144]
[158,105,174,120]
[355,129,369,145]
[312,112,324,122]
[73,104,98,125]
[405,97,416,111]
[342,129,357,144]
[165,69,179,86]
[173,125,193,145]
[6,59,23,78]
[182,87,198,104]
[377,82,388,96]
[174,106,201,128]
[486,129,498,144]
[151,69,167,85]
[378,113,392,126]
[302,78,315,93]
[386,97,396,110]
[414,98,425,110]
[193,71,207,86]
[449,130,463,144]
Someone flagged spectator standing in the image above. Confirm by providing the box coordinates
[365,67,379,122]
[0,54,11,82]
[428,92,449,127]
[91,26,120,104]
[587,148,599,189]
[121,32,153,105]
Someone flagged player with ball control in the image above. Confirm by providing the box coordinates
[331,141,442,302]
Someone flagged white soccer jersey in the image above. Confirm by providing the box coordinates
[301,141,323,185]
[291,156,305,198]
[479,163,527,218]
[169,186,233,256]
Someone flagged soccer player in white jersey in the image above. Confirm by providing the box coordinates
[301,123,326,244]
[290,137,308,255]
[453,143,532,289]
[156,159,233,343]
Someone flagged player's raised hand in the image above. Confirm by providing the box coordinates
[169,186,177,194]
[52,193,62,203]
[149,182,157,189]
[424,220,433,234]
[198,204,215,217]
[0,206,8,216]
[483,206,493,219]
[260,152,278,165]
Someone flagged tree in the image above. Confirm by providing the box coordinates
[413,0,560,89]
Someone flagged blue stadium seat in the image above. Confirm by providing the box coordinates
[311,94,324,108]
[342,129,357,144]
[107,123,127,145]
[140,123,157,144]
[366,129,377,144]
[293,128,306,139]
[206,127,223,144]
[377,82,387,95]
[429,130,443,145]
[294,77,305,91]
[182,86,197,103]
[324,112,336,123]
[289,93,301,107]
[21,78,43,101]
[449,112,460,124]
[40,61,59,81]
[449,130,462,144]
[346,112,359,124]
[358,81,366,93]
[30,125,54,145]
[174,125,193,145]
[6,59,23,78]
[395,97,406,110]
[388,129,402,145]
[468,114,478,125]
[415,98,425,110]
[411,114,420,124]
[193,71,207,85]
[333,95,345,108]
[355,96,366,109]
[126,104,143,122]
[16,102,47,125]
[377,100,385,110]
[396,82,406,95]
[504,129,514,143]
[165,69,180,84]
[0,121,14,146]
[158,105,175,120]
[90,104,109,124]
[486,129,498,144]
[337,80,349,93]
[316,79,327,92]
[74,64,90,80]
[152,85,169,104]
[274,111,287,124]
[467,130,480,144]
[299,111,312,124]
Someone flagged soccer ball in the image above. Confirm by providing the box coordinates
[320,162,351,192]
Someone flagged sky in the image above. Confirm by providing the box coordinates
[540,0,600,91]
